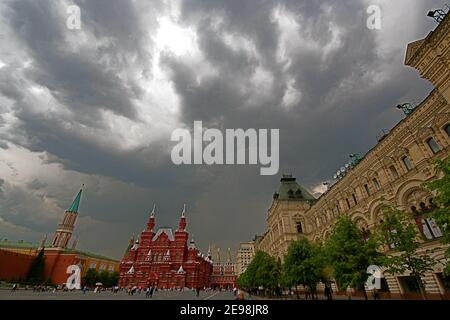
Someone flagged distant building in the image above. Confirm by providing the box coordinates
[0,188,120,285]
[209,248,237,289]
[255,174,317,263]
[236,241,255,276]
[118,205,213,289]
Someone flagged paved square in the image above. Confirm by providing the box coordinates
[0,289,237,300]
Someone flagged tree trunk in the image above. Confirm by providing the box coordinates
[416,276,427,300]
[362,285,368,300]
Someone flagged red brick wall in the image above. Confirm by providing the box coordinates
[43,252,76,285]
[0,249,34,281]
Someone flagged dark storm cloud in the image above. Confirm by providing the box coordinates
[5,0,152,121]
[0,0,444,258]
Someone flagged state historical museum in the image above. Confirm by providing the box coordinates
[118,205,213,289]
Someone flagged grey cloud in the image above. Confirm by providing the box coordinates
[27,178,47,190]
[4,0,156,122]
[0,0,444,258]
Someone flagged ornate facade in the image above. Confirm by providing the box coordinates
[255,174,317,262]
[256,12,450,297]
[118,206,213,289]
[209,248,237,289]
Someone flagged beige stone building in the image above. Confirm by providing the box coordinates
[255,175,316,263]
[255,11,450,298]
[236,241,256,276]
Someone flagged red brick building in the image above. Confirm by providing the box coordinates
[0,188,119,285]
[209,248,237,289]
[118,205,213,289]
[0,249,35,281]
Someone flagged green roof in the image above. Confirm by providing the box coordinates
[0,239,38,249]
[68,249,119,262]
[273,174,316,201]
[0,240,118,262]
[67,189,82,212]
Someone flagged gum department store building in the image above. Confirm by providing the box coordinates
[255,11,450,298]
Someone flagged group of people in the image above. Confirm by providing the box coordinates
[126,285,156,298]
[10,283,68,293]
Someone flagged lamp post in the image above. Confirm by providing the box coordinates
[396,103,415,116]
[427,8,448,23]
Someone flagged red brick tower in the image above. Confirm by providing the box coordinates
[51,188,82,248]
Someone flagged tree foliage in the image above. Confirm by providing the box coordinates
[82,268,120,288]
[236,251,281,290]
[375,203,435,298]
[323,216,379,297]
[282,238,324,291]
[82,268,99,287]
[425,157,450,274]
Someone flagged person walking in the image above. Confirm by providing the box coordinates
[145,287,150,298]
[346,286,353,300]
[196,287,200,297]
[373,288,381,300]
[150,286,154,298]
[324,283,333,300]
[305,286,311,300]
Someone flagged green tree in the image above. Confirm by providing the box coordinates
[26,248,45,284]
[98,270,111,287]
[236,251,281,295]
[236,271,250,289]
[323,216,379,299]
[375,203,436,299]
[425,157,450,275]
[282,239,323,299]
[109,271,119,287]
[82,268,99,287]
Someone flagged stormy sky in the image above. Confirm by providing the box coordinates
[0,0,443,259]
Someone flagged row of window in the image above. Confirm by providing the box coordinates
[302,124,450,239]
[344,131,448,210]
[306,127,450,233]
[89,262,115,271]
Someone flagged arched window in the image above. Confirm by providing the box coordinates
[445,124,450,137]
[419,202,427,211]
[296,222,303,234]
[426,137,440,154]
[402,156,413,171]
[390,165,399,179]
[352,193,358,205]
[414,214,443,240]
[372,178,381,191]
[364,184,371,196]
[429,198,437,210]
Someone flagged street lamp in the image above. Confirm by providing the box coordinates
[427,6,449,23]
[396,103,415,116]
